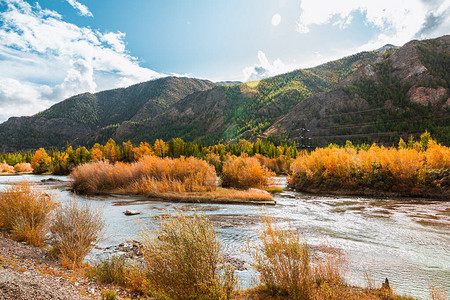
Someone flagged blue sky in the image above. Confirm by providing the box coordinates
[0,0,449,122]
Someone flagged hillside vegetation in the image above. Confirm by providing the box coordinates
[0,36,449,151]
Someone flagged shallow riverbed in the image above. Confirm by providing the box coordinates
[1,174,448,299]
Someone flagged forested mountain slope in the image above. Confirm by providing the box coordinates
[264,35,450,146]
[0,77,216,151]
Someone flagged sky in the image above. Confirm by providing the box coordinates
[0,0,449,122]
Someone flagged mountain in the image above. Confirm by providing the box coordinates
[215,81,242,86]
[0,35,449,151]
[264,35,450,146]
[0,77,216,152]
[108,49,384,144]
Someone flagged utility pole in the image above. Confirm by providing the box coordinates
[299,127,311,150]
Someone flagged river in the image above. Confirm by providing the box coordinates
[0,174,448,299]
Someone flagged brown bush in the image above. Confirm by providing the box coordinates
[222,155,275,189]
[13,162,33,173]
[70,156,217,194]
[255,154,292,174]
[50,201,104,268]
[251,216,345,299]
[0,162,14,174]
[0,181,56,246]
[141,212,237,299]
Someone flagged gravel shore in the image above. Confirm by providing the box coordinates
[0,232,128,299]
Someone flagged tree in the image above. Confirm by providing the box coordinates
[133,142,153,161]
[154,139,168,158]
[31,148,51,174]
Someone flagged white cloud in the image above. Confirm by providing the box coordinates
[65,0,93,17]
[272,14,281,27]
[296,0,450,49]
[242,51,295,82]
[101,32,126,52]
[0,0,165,122]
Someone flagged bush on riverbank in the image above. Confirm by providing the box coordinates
[289,137,450,197]
[254,154,292,174]
[71,156,217,194]
[0,182,56,246]
[222,155,275,189]
[0,162,15,173]
[50,201,104,268]
[250,216,346,299]
[13,162,33,173]
[140,213,238,299]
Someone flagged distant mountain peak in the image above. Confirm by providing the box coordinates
[376,44,398,52]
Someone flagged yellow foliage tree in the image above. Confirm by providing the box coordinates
[154,139,168,158]
[31,148,51,174]
[132,142,154,161]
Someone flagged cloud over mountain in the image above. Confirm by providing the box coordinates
[0,0,163,122]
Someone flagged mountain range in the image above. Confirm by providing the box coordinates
[0,35,449,152]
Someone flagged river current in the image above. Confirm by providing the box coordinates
[0,174,448,299]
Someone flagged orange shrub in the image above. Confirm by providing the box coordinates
[251,215,344,299]
[70,156,217,193]
[425,141,450,169]
[222,155,275,189]
[290,140,450,195]
[13,162,33,173]
[0,181,57,246]
[255,154,292,174]
[0,162,14,173]
[50,200,104,268]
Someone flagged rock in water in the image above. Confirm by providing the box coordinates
[124,210,141,216]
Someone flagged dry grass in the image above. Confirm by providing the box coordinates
[0,182,56,246]
[222,155,275,189]
[126,187,274,204]
[88,255,129,287]
[429,285,448,300]
[50,200,104,268]
[71,156,217,194]
[140,212,238,299]
[13,162,33,173]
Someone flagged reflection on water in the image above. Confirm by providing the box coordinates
[1,174,449,299]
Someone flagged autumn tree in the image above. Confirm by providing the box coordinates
[154,139,168,158]
[133,142,153,161]
[31,148,51,174]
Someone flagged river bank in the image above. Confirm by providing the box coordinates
[78,187,276,206]
[0,231,134,299]
[287,186,450,200]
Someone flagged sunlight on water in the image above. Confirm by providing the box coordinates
[0,175,448,299]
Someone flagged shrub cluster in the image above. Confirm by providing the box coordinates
[140,213,237,299]
[0,162,15,173]
[0,182,104,268]
[71,156,217,194]
[50,201,104,268]
[289,139,450,196]
[0,182,56,246]
[222,155,275,189]
[251,216,345,299]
